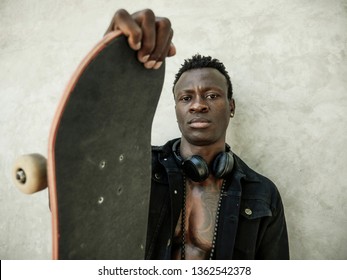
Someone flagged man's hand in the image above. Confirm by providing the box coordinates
[105,9,176,69]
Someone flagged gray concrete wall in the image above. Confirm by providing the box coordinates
[1,0,346,259]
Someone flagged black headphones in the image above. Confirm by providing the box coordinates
[172,139,234,182]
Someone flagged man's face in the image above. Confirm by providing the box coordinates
[173,68,235,146]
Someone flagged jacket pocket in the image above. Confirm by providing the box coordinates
[233,198,273,259]
[240,198,272,220]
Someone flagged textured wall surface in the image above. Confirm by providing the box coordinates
[1,0,346,259]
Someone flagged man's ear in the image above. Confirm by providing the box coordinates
[230,98,235,117]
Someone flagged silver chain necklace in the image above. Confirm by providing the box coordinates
[181,175,226,260]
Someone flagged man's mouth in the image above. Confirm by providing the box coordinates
[188,117,211,128]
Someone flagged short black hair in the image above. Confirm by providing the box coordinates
[172,54,233,99]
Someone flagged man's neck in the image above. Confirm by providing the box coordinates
[179,137,226,165]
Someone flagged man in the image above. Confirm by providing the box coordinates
[107,9,289,260]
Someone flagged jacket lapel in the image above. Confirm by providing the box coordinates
[215,163,244,259]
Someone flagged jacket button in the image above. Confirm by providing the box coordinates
[245,208,252,216]
[154,173,161,180]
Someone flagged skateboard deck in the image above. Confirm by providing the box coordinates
[47,32,165,259]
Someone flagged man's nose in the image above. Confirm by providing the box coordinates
[189,96,209,113]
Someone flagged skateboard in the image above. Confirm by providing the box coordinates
[12,32,165,259]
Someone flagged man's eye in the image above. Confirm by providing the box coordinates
[181,96,191,101]
[206,93,218,99]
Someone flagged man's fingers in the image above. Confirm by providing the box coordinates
[106,9,176,69]
[147,30,174,69]
[107,9,143,50]
[168,42,177,57]
[132,9,156,62]
[141,16,174,69]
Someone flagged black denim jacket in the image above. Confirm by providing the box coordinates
[145,139,289,260]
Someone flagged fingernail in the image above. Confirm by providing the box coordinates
[144,60,156,69]
[135,42,141,50]
[153,61,163,69]
[139,54,150,63]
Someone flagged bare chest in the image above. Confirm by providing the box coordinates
[172,179,223,259]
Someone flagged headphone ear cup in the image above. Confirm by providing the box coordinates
[182,155,209,182]
[212,152,234,178]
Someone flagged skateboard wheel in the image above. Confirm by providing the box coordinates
[12,154,47,194]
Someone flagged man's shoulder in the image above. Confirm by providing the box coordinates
[151,144,165,153]
[233,154,280,202]
[234,154,273,183]
[151,139,179,185]
[151,138,178,157]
